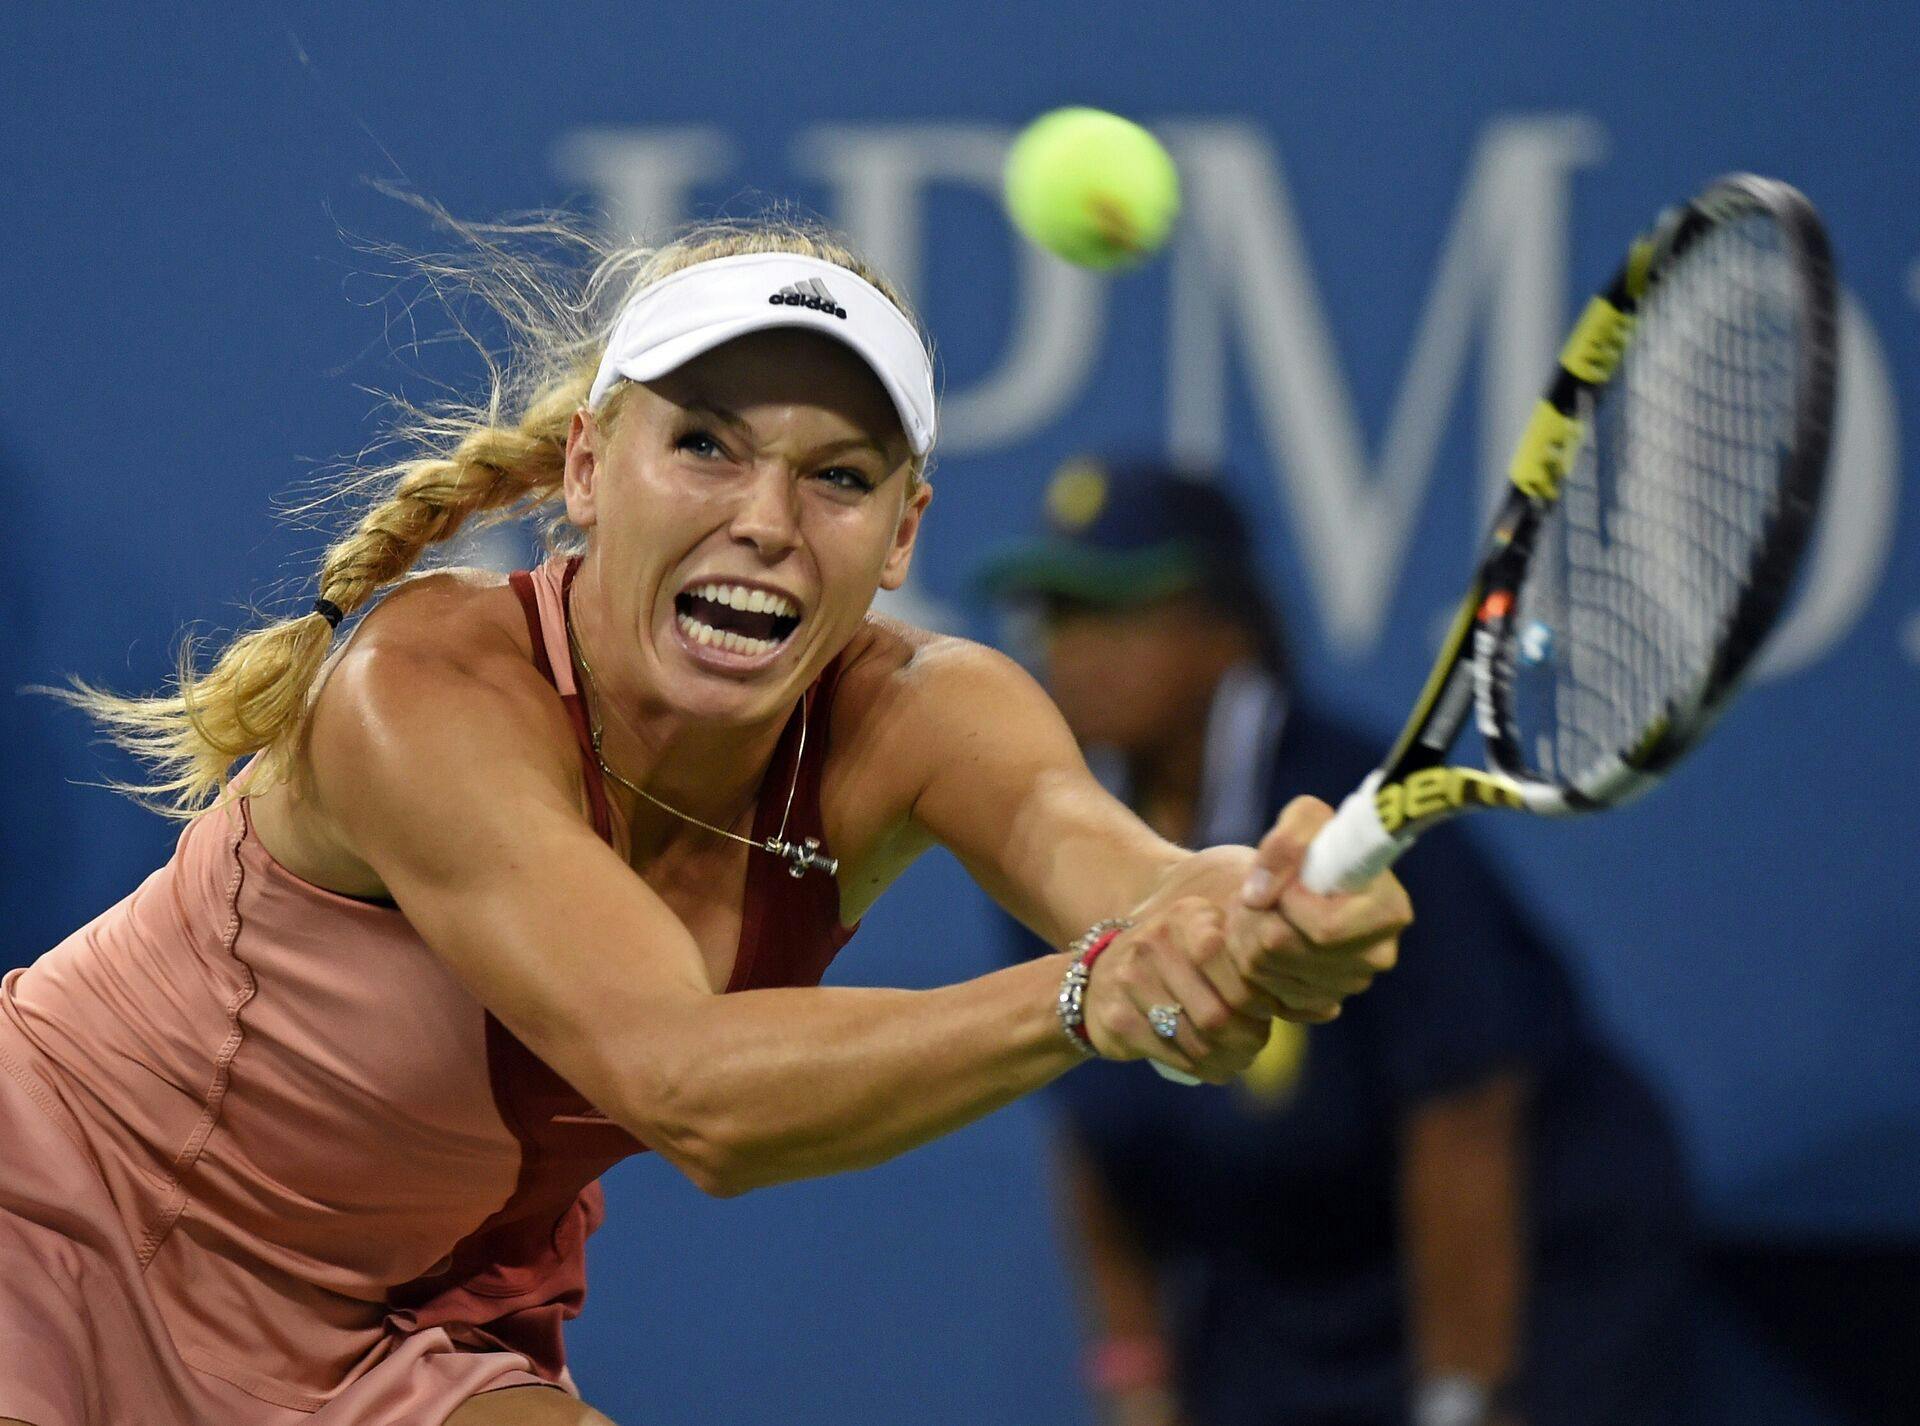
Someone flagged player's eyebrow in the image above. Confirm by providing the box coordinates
[677,397,751,435]
[680,396,891,464]
[804,433,890,460]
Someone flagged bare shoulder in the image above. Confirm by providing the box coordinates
[259,570,583,893]
[833,611,1045,731]
[822,613,1155,937]
[332,567,525,669]
[816,615,1063,912]
[315,569,576,793]
[825,612,1064,812]
[833,614,1059,760]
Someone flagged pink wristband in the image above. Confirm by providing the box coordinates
[1080,927,1122,969]
[1058,919,1132,1057]
[1070,928,1124,1047]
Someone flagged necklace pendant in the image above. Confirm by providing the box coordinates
[770,835,838,880]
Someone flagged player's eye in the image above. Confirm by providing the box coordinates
[815,466,876,495]
[674,429,725,460]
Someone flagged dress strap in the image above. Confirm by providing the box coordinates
[731,653,857,990]
[508,559,613,845]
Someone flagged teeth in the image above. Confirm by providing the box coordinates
[677,610,779,657]
[686,582,797,620]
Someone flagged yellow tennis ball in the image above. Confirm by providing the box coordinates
[1003,107,1181,269]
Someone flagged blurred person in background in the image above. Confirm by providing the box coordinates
[978,457,1696,1426]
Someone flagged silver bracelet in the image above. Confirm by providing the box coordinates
[1056,918,1134,1059]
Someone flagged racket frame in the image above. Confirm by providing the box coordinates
[1301,174,1836,894]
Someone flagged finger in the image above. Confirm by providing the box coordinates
[1359,936,1400,974]
[1231,906,1374,999]
[1242,797,1334,909]
[1122,963,1216,1068]
[1195,942,1287,1022]
[1202,908,1290,1019]
[1269,966,1365,1008]
[1085,925,1212,1070]
[1121,1004,1209,1080]
[1116,906,1254,1072]
[1151,943,1269,1069]
[1297,932,1399,986]
[1085,987,1197,1074]
[1164,902,1276,1058]
[1285,942,1383,995]
[1276,869,1414,949]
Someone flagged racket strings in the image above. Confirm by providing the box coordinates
[1509,214,1803,790]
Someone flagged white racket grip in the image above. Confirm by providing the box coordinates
[1149,777,1401,1088]
[1300,773,1409,895]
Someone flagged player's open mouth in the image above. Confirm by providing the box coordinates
[673,580,803,659]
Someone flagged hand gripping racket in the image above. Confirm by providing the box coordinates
[1298,173,1836,895]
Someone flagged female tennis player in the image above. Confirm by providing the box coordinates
[0,219,1408,1426]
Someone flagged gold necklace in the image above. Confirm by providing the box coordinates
[564,599,837,880]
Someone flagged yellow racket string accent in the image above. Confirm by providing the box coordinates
[1508,400,1583,500]
[1238,1017,1308,1103]
[1625,236,1656,301]
[1383,586,1482,771]
[1624,712,1673,767]
[1559,295,1635,383]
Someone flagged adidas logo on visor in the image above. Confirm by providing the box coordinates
[768,278,848,319]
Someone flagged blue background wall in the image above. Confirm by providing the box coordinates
[4,4,1915,1421]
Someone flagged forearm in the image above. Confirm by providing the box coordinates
[952,766,1187,947]
[986,829,1243,956]
[617,953,1083,1194]
[1399,1073,1529,1387]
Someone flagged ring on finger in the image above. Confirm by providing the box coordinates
[1147,1003,1185,1041]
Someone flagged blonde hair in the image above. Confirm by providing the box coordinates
[57,207,933,817]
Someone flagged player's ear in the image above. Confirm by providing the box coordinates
[878,477,933,591]
[563,408,603,530]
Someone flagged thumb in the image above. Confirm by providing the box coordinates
[1242,796,1334,908]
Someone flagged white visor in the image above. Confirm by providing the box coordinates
[588,252,937,456]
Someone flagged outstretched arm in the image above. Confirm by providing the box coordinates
[900,639,1408,1041]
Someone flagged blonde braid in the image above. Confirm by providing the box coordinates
[315,383,580,616]
[56,377,585,817]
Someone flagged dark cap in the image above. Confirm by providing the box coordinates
[974,456,1260,606]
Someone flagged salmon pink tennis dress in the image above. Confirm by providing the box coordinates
[0,557,856,1426]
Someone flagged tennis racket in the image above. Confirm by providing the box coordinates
[1298,172,1837,895]
[1149,173,1835,1085]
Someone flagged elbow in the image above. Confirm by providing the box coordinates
[611,1054,761,1199]
[658,1132,768,1199]
[671,1151,751,1199]
[659,1116,753,1198]
[625,1102,755,1198]
[596,1012,810,1199]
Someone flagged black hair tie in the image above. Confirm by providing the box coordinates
[312,598,345,630]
